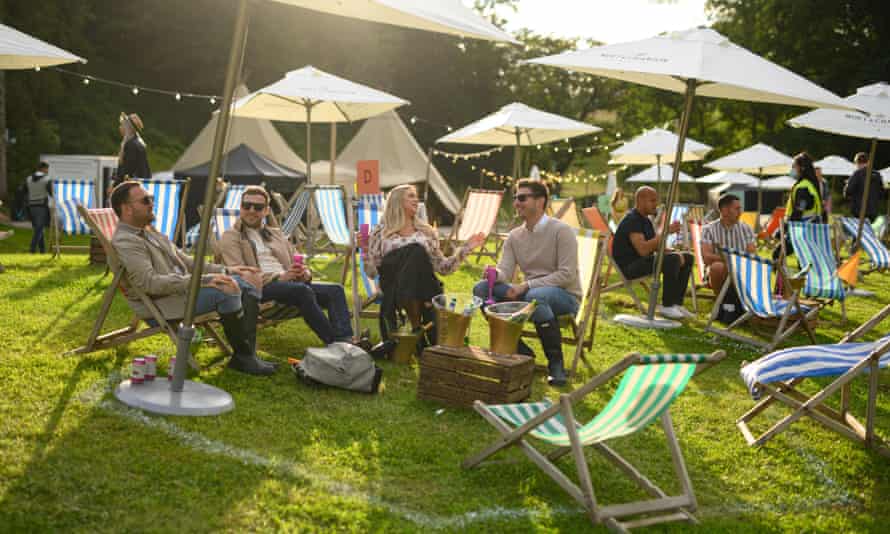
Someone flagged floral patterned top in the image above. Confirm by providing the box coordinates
[364,225,471,278]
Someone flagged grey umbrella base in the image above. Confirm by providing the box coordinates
[613,313,681,330]
[115,379,234,416]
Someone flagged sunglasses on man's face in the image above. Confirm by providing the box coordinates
[241,201,267,212]
[130,194,154,206]
[514,193,540,203]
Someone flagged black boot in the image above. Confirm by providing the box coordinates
[219,307,275,376]
[241,293,278,369]
[535,320,567,386]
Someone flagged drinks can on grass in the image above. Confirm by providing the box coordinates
[131,357,146,385]
[167,357,176,381]
[144,354,157,381]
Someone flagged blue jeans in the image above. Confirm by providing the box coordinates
[29,205,49,253]
[194,275,259,316]
[262,281,353,344]
[473,281,579,323]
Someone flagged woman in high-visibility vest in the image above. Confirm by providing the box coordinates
[775,152,824,261]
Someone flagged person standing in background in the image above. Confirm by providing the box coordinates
[26,161,53,254]
[111,112,151,190]
[844,151,883,223]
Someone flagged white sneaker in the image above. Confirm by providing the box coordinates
[657,305,686,320]
[673,305,695,319]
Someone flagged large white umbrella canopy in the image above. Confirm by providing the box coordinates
[271,0,517,43]
[696,170,758,186]
[705,143,792,175]
[626,164,695,183]
[788,82,890,244]
[232,65,408,183]
[526,27,849,324]
[162,0,518,408]
[436,102,601,178]
[0,23,85,69]
[814,155,856,176]
[610,127,712,165]
[757,175,796,191]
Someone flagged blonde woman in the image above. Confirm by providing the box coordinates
[363,185,485,345]
[610,188,629,225]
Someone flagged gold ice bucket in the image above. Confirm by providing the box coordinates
[432,294,483,348]
[485,302,528,355]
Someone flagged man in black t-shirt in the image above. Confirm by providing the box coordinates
[612,186,693,320]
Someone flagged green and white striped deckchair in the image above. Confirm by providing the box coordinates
[464,351,726,532]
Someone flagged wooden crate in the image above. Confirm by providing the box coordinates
[417,345,534,408]
[89,237,107,265]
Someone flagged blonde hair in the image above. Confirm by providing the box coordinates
[382,184,435,239]
[610,188,624,204]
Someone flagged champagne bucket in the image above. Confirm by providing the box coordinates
[485,301,528,355]
[390,330,421,364]
[432,294,482,348]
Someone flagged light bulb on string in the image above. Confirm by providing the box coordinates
[34,66,40,72]
[410,116,417,124]
[82,78,90,85]
[210,97,217,105]
[132,87,139,95]
[175,93,182,101]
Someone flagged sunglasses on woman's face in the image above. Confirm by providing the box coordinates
[241,201,267,212]
[514,193,540,202]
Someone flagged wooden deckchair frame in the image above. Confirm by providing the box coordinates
[464,350,726,532]
[448,187,505,263]
[835,217,890,275]
[519,232,607,376]
[737,304,890,458]
[705,249,818,351]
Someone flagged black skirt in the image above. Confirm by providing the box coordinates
[378,243,442,332]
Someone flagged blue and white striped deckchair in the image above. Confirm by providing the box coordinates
[185,208,241,251]
[839,216,890,272]
[51,180,95,256]
[665,203,690,249]
[139,179,187,242]
[222,184,248,210]
[356,194,385,305]
[786,221,845,303]
[279,188,311,239]
[737,303,890,456]
[706,248,818,350]
[313,186,351,249]
[464,350,726,531]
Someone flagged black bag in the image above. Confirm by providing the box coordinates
[717,284,744,325]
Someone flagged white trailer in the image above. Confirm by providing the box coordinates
[40,154,118,207]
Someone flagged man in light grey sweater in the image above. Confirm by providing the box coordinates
[473,179,580,386]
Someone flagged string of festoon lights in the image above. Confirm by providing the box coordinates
[47,66,222,105]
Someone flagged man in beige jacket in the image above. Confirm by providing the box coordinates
[217,186,354,346]
[110,181,275,375]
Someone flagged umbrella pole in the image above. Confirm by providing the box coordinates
[646,79,697,320]
[513,129,521,180]
[656,154,662,197]
[329,122,336,185]
[854,138,879,248]
[306,105,313,185]
[756,167,763,233]
[172,0,249,394]
[423,147,433,204]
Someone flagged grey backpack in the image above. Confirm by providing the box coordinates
[295,342,382,394]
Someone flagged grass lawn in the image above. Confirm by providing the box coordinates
[1,224,890,532]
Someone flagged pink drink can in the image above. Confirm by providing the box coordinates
[131,357,146,385]
[144,354,157,381]
[293,253,304,266]
[359,224,370,246]
[167,357,176,381]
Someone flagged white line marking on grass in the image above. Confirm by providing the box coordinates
[77,375,862,527]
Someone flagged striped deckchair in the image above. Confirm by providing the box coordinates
[353,193,386,317]
[784,221,845,319]
[89,208,119,241]
[464,351,726,532]
[220,183,248,209]
[51,180,96,257]
[737,304,890,457]
[520,229,606,376]
[687,220,712,313]
[550,198,581,229]
[706,248,818,351]
[184,208,240,251]
[839,216,890,272]
[139,179,189,243]
[275,187,311,242]
[582,206,648,316]
[665,203,690,249]
[304,185,351,259]
[449,188,504,263]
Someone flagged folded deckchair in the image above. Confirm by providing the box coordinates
[50,180,95,257]
[464,350,726,532]
[582,206,648,316]
[520,229,606,376]
[706,248,818,351]
[687,220,713,314]
[737,303,890,457]
[448,188,504,263]
[838,216,890,273]
[139,179,189,244]
[784,221,845,320]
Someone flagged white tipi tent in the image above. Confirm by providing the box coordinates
[310,111,461,214]
[173,84,306,173]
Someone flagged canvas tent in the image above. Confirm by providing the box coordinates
[175,143,306,228]
[309,111,461,215]
[173,84,307,174]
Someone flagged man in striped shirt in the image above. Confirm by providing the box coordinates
[701,194,756,291]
